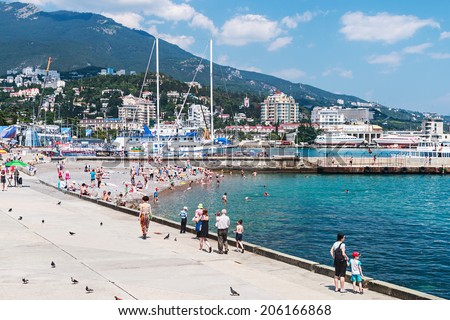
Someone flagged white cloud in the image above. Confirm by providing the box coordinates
[189,12,218,35]
[158,34,195,50]
[267,37,292,51]
[340,11,439,44]
[322,67,353,79]
[402,43,432,54]
[367,52,403,67]
[430,52,450,59]
[271,68,306,82]
[218,14,281,46]
[281,11,313,29]
[440,31,450,40]
[101,11,144,29]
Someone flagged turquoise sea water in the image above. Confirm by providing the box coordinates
[153,173,450,299]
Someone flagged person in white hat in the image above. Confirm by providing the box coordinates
[179,206,188,233]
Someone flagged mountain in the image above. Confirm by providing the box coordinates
[0,1,367,108]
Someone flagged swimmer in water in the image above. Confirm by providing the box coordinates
[264,192,269,197]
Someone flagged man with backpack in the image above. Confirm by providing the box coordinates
[330,232,349,293]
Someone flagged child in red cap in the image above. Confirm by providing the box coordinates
[348,252,364,294]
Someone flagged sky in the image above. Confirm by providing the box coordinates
[7,0,450,115]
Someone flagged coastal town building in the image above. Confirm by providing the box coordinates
[311,107,345,128]
[260,91,300,124]
[421,118,444,136]
[118,94,156,130]
[79,118,122,131]
[312,106,373,128]
[187,104,211,129]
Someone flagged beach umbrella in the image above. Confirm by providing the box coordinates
[4,160,28,167]
[0,149,7,154]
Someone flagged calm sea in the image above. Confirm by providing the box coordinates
[153,173,450,299]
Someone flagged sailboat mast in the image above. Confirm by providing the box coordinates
[156,37,160,148]
[210,39,214,142]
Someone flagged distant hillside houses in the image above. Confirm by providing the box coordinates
[2,66,64,90]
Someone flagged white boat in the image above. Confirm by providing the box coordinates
[373,134,422,147]
[314,133,365,146]
[406,141,450,158]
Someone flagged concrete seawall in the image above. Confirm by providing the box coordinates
[38,179,442,300]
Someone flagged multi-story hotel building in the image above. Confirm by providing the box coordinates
[260,91,300,124]
[118,94,156,130]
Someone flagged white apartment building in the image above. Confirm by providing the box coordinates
[311,107,345,128]
[422,118,444,136]
[119,94,156,130]
[188,104,211,129]
[260,91,300,123]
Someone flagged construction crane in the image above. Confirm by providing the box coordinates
[36,56,52,122]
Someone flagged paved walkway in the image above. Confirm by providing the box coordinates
[0,177,395,300]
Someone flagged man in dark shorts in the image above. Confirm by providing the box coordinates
[330,232,349,293]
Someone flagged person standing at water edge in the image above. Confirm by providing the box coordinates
[179,206,188,233]
[348,251,364,294]
[330,232,349,293]
[234,219,244,253]
[153,188,159,203]
[216,209,230,254]
[139,196,152,239]
[193,204,204,238]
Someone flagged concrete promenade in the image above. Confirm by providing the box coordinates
[0,177,395,300]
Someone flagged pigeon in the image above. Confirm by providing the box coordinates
[71,277,78,284]
[114,296,123,300]
[86,286,94,293]
[51,261,56,268]
[100,222,103,226]
[69,231,75,236]
[18,216,22,220]
[42,220,45,224]
[8,208,12,212]
[22,278,29,284]
[230,287,240,296]
[164,233,170,240]
[57,201,61,205]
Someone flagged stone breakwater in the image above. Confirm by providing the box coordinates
[37,177,443,300]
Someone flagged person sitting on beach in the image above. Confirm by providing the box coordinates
[136,180,144,190]
[80,183,90,196]
[115,193,126,206]
[101,190,108,201]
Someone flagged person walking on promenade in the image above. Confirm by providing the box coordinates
[13,168,20,187]
[138,196,152,239]
[233,219,245,253]
[348,251,364,294]
[199,208,212,253]
[179,206,188,233]
[193,204,204,239]
[1,168,6,191]
[330,232,349,293]
[216,209,230,254]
